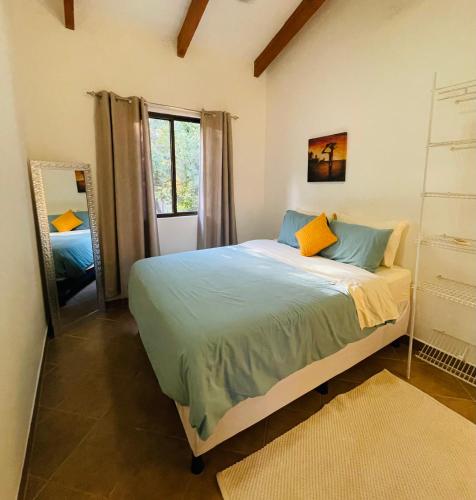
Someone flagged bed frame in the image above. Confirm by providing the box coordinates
[176,301,410,473]
[57,267,96,306]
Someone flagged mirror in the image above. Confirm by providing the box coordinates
[30,161,104,335]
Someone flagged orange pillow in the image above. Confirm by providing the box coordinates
[295,213,338,257]
[51,210,83,232]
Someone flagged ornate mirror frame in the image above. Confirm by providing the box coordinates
[30,160,105,335]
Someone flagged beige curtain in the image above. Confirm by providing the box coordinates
[197,111,237,249]
[95,91,159,300]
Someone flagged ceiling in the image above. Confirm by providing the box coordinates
[90,0,303,59]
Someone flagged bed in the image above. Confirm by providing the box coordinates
[50,229,95,305]
[129,238,411,471]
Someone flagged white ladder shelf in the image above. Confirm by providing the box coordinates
[407,74,476,386]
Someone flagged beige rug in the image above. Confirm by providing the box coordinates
[217,370,476,500]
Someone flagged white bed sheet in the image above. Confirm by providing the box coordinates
[375,265,412,308]
[241,239,402,329]
[49,229,91,238]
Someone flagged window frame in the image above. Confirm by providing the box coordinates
[148,111,201,218]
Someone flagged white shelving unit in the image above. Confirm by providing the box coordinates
[407,75,476,386]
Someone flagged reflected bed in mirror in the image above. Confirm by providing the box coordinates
[30,161,104,335]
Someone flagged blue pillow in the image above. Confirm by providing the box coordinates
[320,220,392,273]
[75,211,91,230]
[278,210,315,248]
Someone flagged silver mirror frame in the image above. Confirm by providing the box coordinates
[30,160,105,334]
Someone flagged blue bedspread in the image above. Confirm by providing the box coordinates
[51,231,94,279]
[129,244,375,440]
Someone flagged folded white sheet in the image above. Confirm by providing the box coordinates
[241,239,400,329]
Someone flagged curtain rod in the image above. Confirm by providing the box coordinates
[86,91,239,120]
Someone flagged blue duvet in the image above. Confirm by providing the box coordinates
[129,244,379,440]
[51,231,94,279]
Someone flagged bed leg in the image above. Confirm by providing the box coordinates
[391,339,401,348]
[191,455,205,475]
[316,382,328,395]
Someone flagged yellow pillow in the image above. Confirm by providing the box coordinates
[295,213,338,257]
[51,210,83,232]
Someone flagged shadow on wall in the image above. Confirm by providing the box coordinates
[40,0,64,23]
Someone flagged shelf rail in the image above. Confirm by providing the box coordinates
[418,275,476,308]
[416,329,476,387]
[423,191,476,200]
[420,234,476,254]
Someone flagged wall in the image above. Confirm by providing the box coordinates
[0,4,47,498]
[43,169,88,214]
[5,0,267,251]
[263,0,476,270]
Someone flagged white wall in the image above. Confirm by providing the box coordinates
[0,4,47,498]
[5,0,267,250]
[263,0,476,269]
[43,168,88,215]
[157,216,198,255]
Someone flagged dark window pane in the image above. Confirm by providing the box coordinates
[149,118,173,214]
[174,120,200,213]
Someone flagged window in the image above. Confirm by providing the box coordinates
[149,112,201,217]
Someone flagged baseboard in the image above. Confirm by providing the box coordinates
[16,325,48,500]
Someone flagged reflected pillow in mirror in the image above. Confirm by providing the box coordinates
[51,209,83,232]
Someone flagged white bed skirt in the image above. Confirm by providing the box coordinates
[176,301,410,457]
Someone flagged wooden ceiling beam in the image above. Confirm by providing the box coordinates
[177,0,210,58]
[64,0,75,30]
[254,0,326,77]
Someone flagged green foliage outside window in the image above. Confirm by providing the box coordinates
[149,116,200,215]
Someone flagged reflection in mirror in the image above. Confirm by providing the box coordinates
[30,161,104,335]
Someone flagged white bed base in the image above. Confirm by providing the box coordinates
[176,301,410,457]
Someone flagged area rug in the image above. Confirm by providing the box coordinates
[217,370,476,500]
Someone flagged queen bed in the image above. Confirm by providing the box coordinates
[129,231,411,472]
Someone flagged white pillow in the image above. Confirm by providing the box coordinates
[297,207,337,219]
[335,213,408,267]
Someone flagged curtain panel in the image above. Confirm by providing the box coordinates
[95,91,159,300]
[198,111,237,249]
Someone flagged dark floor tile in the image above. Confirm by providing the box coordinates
[407,361,473,400]
[53,421,191,498]
[42,363,58,378]
[217,418,266,455]
[265,408,311,444]
[336,355,406,384]
[26,302,476,500]
[372,344,401,361]
[322,378,359,405]
[285,388,323,415]
[28,408,96,480]
[36,481,105,500]
[39,367,121,419]
[376,339,425,363]
[24,474,47,500]
[107,435,193,500]
[459,380,476,401]
[105,370,186,439]
[45,329,146,380]
[184,448,244,500]
[64,315,137,341]
[94,307,136,326]
[434,396,476,423]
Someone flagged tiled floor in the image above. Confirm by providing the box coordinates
[60,281,98,328]
[23,305,476,499]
